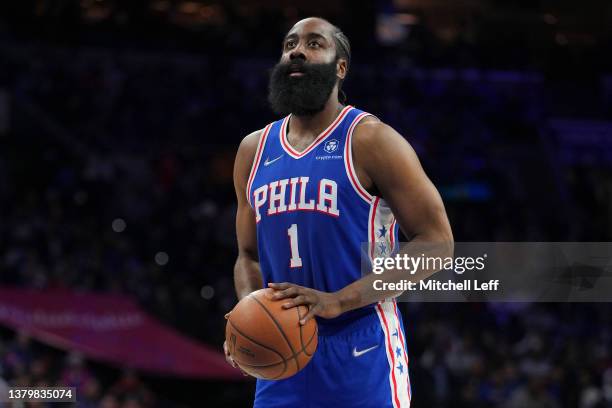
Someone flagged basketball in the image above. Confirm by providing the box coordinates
[225,288,318,380]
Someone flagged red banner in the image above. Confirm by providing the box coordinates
[0,287,242,380]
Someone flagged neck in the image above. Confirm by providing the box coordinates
[289,94,344,139]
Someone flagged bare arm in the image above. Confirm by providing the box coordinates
[332,120,454,310]
[353,120,453,243]
[233,130,264,300]
[270,119,453,323]
[224,130,265,372]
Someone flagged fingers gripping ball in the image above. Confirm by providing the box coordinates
[225,288,318,380]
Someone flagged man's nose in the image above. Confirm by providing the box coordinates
[289,44,306,61]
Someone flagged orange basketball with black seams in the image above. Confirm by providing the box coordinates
[225,288,318,380]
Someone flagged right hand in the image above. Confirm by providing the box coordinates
[223,340,238,368]
[224,312,249,376]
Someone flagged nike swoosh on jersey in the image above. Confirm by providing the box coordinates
[263,155,284,166]
[352,345,378,357]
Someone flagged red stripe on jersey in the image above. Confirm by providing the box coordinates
[370,197,381,260]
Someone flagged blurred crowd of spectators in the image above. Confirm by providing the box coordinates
[0,330,159,407]
[0,11,611,406]
[408,302,612,408]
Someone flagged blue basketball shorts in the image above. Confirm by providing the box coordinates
[253,300,412,408]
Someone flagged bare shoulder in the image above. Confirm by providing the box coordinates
[237,128,264,157]
[236,128,266,165]
[352,116,412,161]
[234,128,265,188]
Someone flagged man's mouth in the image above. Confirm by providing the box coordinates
[288,64,305,77]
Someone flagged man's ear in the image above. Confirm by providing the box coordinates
[336,58,348,80]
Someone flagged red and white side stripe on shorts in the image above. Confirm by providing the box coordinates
[376,300,412,407]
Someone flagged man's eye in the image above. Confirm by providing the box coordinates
[309,41,320,48]
[286,41,296,48]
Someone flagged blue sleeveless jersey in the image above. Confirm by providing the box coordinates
[246,105,400,323]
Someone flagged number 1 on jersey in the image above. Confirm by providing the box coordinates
[287,224,303,268]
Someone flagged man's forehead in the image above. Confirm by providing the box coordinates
[286,18,334,40]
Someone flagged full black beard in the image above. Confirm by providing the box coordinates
[268,60,338,116]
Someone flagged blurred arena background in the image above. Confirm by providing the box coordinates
[0,0,612,407]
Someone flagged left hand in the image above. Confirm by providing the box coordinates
[267,282,343,325]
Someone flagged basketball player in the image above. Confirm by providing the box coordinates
[227,17,453,407]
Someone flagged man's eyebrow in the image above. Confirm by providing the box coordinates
[305,32,328,42]
[283,32,330,44]
[284,33,298,42]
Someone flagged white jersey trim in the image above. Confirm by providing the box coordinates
[368,197,397,261]
[280,105,353,159]
[343,112,374,204]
